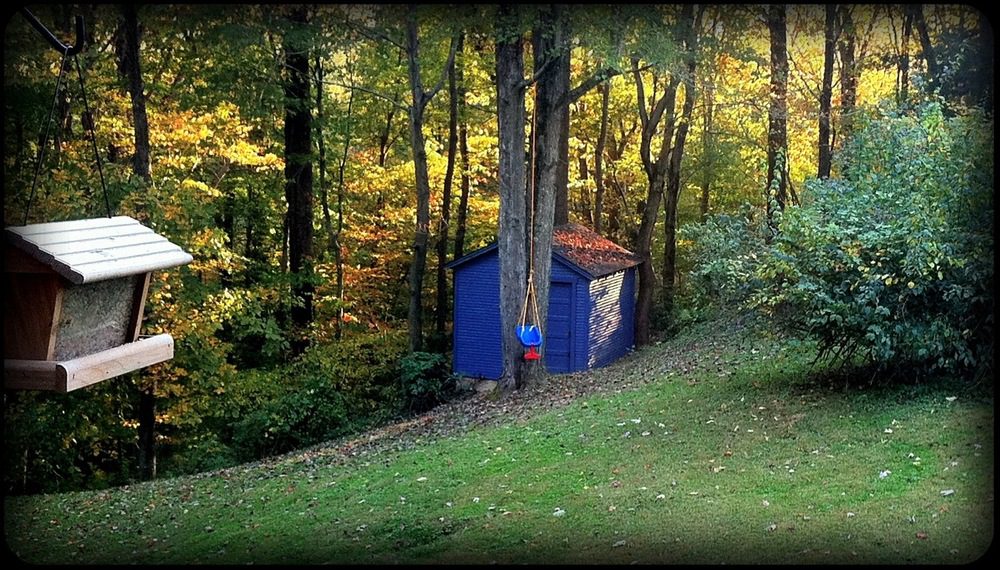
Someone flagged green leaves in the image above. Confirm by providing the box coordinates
[756,103,992,378]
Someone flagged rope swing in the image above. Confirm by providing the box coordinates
[516,86,542,361]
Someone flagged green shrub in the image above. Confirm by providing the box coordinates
[752,103,993,378]
[680,205,769,313]
[399,352,455,413]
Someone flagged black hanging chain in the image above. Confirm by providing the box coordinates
[23,48,70,226]
[73,54,113,219]
[20,8,112,225]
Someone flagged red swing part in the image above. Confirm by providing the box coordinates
[523,346,541,361]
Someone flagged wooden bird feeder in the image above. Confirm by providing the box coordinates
[3,216,192,392]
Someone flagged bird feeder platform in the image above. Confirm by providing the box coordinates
[3,216,192,392]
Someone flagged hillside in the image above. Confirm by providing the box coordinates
[4,316,993,564]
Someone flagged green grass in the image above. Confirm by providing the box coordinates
[4,321,993,564]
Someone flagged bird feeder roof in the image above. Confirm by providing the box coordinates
[5,216,193,284]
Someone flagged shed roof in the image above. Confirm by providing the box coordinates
[551,224,642,278]
[447,223,641,279]
[5,216,193,284]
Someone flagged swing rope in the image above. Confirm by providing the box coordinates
[518,85,542,338]
[22,9,112,226]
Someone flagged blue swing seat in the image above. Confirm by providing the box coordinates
[516,324,542,347]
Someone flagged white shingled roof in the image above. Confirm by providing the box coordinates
[5,216,193,284]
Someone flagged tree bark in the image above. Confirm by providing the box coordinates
[910,5,939,94]
[454,96,471,259]
[435,34,462,336]
[117,4,152,183]
[660,5,701,316]
[633,54,679,346]
[837,6,858,142]
[496,6,529,391]
[115,3,157,483]
[283,7,314,354]
[594,82,609,232]
[899,6,913,105]
[766,4,788,237]
[532,5,571,228]
[405,6,458,353]
[699,77,713,221]
[818,4,836,179]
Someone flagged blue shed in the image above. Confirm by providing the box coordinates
[448,224,642,379]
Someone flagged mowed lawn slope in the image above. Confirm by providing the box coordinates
[4,318,993,564]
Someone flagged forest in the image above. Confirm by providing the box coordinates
[2,4,992,496]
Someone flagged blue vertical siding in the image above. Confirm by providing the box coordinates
[586,267,636,368]
[452,253,503,379]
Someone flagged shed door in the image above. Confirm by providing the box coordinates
[545,281,574,373]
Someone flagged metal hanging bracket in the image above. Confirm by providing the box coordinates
[20,7,85,55]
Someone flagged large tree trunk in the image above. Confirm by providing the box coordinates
[283,7,314,354]
[495,6,529,391]
[766,4,788,236]
[435,34,462,336]
[533,5,571,228]
[528,5,564,378]
[818,4,836,179]
[837,6,858,142]
[594,82,609,232]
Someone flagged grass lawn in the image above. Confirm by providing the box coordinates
[4,319,993,564]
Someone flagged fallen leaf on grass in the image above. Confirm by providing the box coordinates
[916,532,928,540]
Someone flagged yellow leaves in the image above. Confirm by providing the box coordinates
[181,178,220,198]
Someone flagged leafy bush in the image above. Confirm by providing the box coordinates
[230,376,355,461]
[399,352,455,413]
[752,103,993,378]
[226,331,409,461]
[680,205,769,312]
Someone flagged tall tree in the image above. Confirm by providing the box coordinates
[452,41,471,261]
[661,5,703,315]
[532,4,571,231]
[495,5,529,391]
[765,3,788,236]
[818,4,836,179]
[116,4,151,182]
[435,34,463,336]
[282,6,315,354]
[837,5,858,141]
[699,75,714,221]
[909,4,938,95]
[632,61,679,346]
[593,81,609,232]
[115,3,155,482]
[403,5,459,353]
[898,5,913,105]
